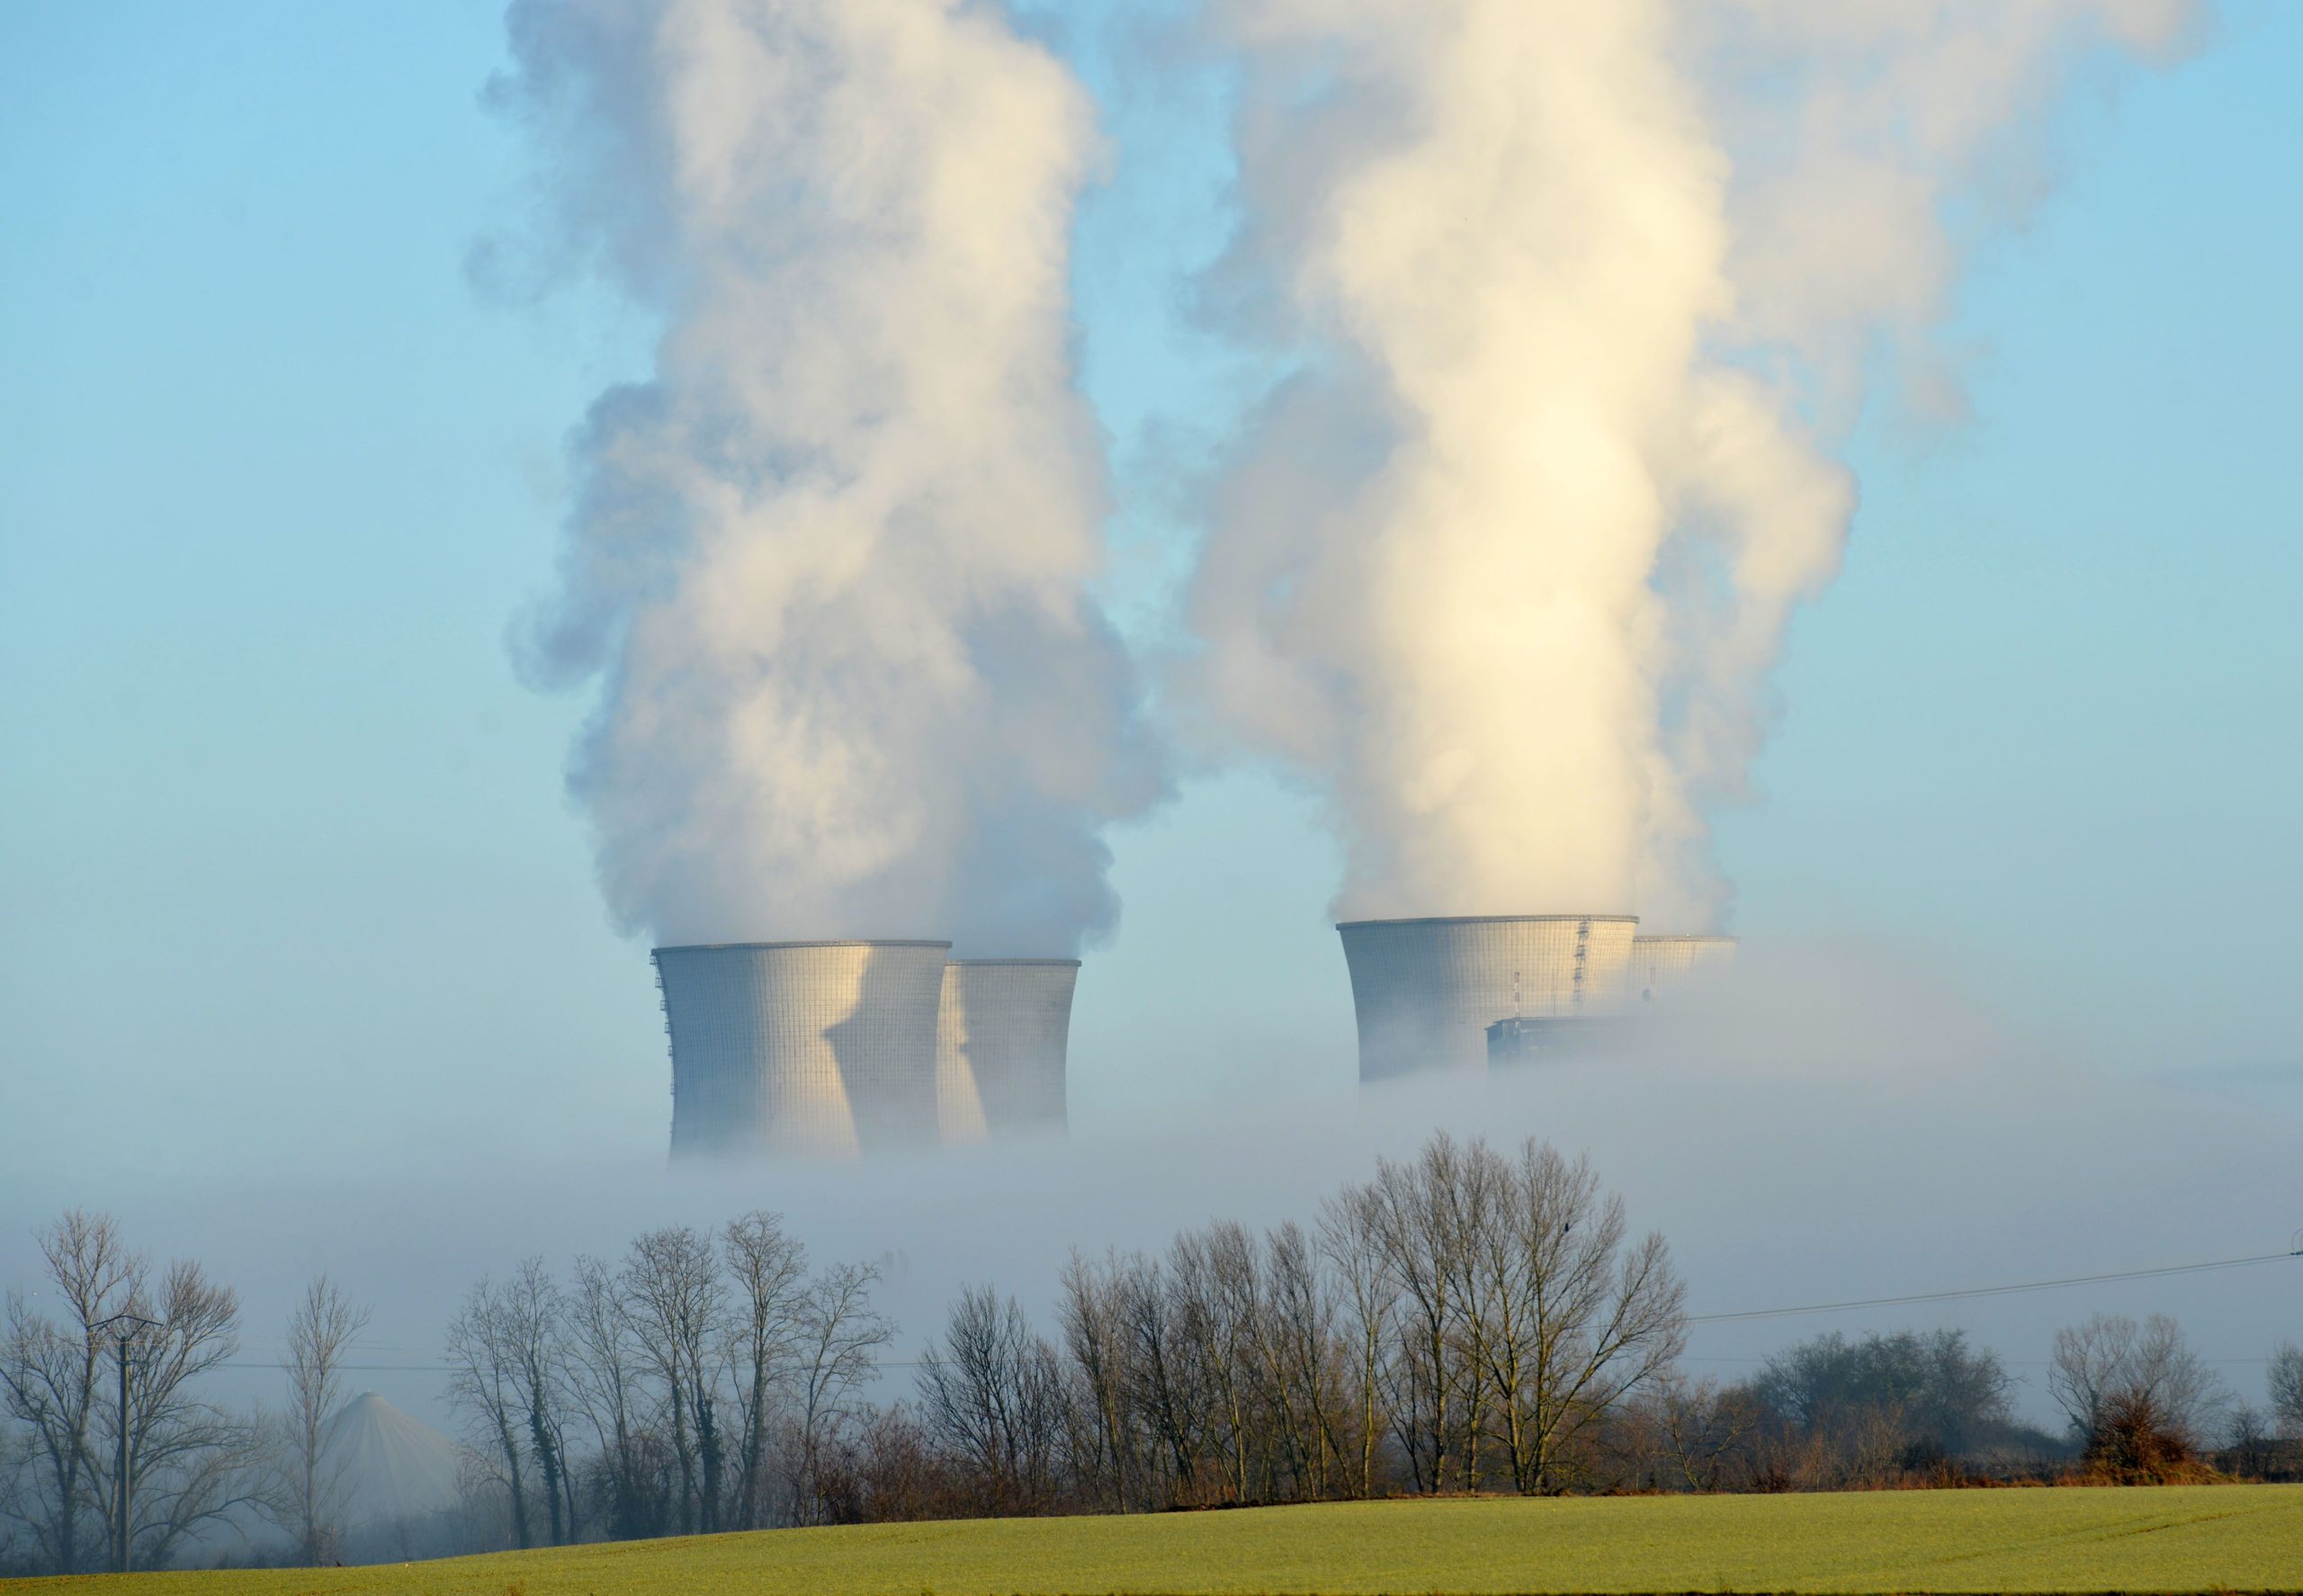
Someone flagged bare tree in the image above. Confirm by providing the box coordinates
[0,1419,30,1572]
[721,1212,807,1530]
[1,1211,135,1574]
[1646,1373,1763,1493]
[620,1226,726,1535]
[785,1261,891,1524]
[1486,1141,1687,1493]
[278,1275,370,1565]
[2047,1314,2130,1444]
[2270,1341,2303,1439]
[1436,1138,1509,1489]
[814,1403,962,1525]
[1362,1135,1478,1492]
[1118,1253,1207,1506]
[916,1286,1065,1515]
[1169,1225,1256,1501]
[444,1278,531,1549]
[561,1255,657,1540]
[95,1259,259,1570]
[1258,1221,1344,1501]
[1318,1185,1397,1499]
[1054,1251,1136,1511]
[497,1260,573,1546]
[2,1215,256,1574]
[2049,1313,2227,1474]
[2226,1403,2276,1479]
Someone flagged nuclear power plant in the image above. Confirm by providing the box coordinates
[653,941,1076,1159]
[1337,916,1735,1081]
[653,913,1731,1157]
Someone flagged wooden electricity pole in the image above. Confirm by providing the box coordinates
[94,1311,160,1574]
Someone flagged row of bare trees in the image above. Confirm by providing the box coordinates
[434,1135,2303,1536]
[422,1134,1689,1536]
[846,1143,2303,1514]
[12,1143,2301,1568]
[439,1214,891,1548]
[874,1134,1689,1515]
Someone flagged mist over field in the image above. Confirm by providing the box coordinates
[5,941,2293,1442]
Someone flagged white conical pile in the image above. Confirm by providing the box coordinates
[319,1392,461,1529]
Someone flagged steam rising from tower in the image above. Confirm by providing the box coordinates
[1192,0,2193,930]
[495,0,1160,955]
[497,4,2198,1143]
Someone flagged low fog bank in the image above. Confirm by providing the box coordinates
[3,938,2295,1439]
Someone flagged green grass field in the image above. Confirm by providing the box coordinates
[10,1485,2301,1595]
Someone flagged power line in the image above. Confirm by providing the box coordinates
[1689,1249,2299,1325]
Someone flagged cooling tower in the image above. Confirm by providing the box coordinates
[652,940,951,1159]
[1628,934,1738,1004]
[1336,915,1639,1081]
[936,959,1078,1140]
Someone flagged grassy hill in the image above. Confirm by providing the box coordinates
[10,1484,2302,1595]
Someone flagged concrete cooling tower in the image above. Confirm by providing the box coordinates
[1629,934,1738,1004]
[1336,915,1639,1081]
[653,940,951,1159]
[936,959,1079,1141]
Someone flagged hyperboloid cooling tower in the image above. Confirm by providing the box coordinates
[1335,915,1639,1081]
[936,959,1080,1141]
[1628,933,1738,1004]
[653,940,951,1159]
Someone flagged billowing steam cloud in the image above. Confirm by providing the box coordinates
[1189,0,2193,929]
[496,0,1161,954]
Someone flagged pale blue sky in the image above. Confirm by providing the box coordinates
[3,1,2299,1197]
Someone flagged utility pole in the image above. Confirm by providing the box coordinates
[94,1311,160,1574]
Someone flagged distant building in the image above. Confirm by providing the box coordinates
[1483,1014,1613,1066]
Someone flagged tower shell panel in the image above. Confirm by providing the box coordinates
[653,940,950,1159]
[1628,934,1738,1005]
[937,959,1078,1138]
[1336,915,1638,1080]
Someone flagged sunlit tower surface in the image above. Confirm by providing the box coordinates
[1335,914,1640,1081]
[653,940,950,1159]
[936,958,1080,1142]
[654,942,1081,1159]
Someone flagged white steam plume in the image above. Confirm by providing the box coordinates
[1189,0,2193,929]
[495,0,1162,954]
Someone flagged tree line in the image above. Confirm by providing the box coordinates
[5,1133,2301,1573]
[443,1219,892,1547]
